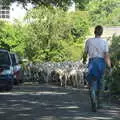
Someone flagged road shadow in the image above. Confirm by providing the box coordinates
[0,84,120,120]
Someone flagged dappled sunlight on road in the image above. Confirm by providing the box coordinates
[0,84,120,120]
[0,91,68,95]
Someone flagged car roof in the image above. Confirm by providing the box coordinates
[0,48,9,52]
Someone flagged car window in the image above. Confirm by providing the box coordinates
[0,51,11,65]
[10,54,19,65]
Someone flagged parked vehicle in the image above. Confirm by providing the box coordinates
[10,53,23,85]
[0,49,13,90]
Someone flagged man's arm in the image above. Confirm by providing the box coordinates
[83,51,87,64]
[83,40,88,64]
[104,40,111,68]
[104,52,111,68]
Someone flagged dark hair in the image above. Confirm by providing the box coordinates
[94,25,103,36]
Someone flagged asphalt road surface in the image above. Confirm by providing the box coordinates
[0,84,120,120]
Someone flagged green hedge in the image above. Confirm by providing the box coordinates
[24,6,90,62]
[109,35,120,93]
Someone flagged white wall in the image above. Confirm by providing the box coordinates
[2,1,74,22]
[9,2,33,22]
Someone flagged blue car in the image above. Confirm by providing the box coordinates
[10,53,23,85]
[0,49,14,91]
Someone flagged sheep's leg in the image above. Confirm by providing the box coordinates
[60,76,63,87]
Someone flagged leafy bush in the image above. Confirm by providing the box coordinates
[24,6,90,62]
[109,35,120,93]
[0,20,26,56]
[88,0,120,25]
[105,8,120,26]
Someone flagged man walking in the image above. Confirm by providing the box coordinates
[83,25,111,111]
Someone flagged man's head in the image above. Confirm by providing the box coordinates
[94,25,103,36]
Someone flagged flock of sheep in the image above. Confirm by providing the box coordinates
[23,61,88,88]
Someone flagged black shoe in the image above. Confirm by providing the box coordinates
[92,102,97,112]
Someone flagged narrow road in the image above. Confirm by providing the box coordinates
[0,84,120,120]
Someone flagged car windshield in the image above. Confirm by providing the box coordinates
[10,54,19,65]
[0,51,11,65]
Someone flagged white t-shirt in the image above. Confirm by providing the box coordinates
[85,37,109,59]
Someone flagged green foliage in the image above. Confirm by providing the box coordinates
[0,21,11,50]
[74,0,90,10]
[24,6,90,62]
[109,35,120,93]
[105,8,120,26]
[1,0,90,11]
[10,23,27,56]
[0,20,26,56]
[88,0,120,25]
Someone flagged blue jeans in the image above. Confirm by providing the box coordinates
[87,57,106,91]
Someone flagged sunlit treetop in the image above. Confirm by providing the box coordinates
[0,0,90,10]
